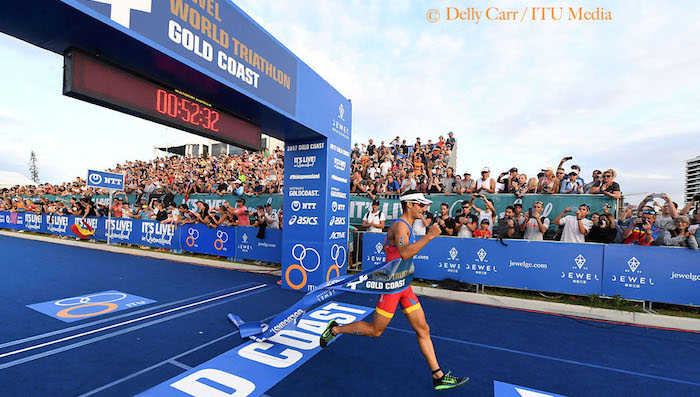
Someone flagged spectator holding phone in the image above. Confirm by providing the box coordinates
[497,206,522,239]
[539,168,559,194]
[469,194,498,234]
[584,170,602,193]
[435,202,456,236]
[233,198,250,226]
[520,201,550,240]
[552,204,593,243]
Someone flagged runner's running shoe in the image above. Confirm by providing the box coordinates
[433,371,469,391]
[319,320,338,348]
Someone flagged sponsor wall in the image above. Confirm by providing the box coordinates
[0,211,280,263]
[362,232,699,305]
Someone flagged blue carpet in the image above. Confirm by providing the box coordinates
[0,235,698,396]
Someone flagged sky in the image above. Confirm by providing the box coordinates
[1,0,699,204]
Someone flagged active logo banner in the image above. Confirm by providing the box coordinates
[27,290,155,323]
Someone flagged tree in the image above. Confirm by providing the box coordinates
[28,151,39,183]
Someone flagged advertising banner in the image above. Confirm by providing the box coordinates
[86,169,124,190]
[602,244,700,306]
[180,223,236,257]
[460,239,604,295]
[236,227,281,263]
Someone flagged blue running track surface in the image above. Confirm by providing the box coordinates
[0,234,698,396]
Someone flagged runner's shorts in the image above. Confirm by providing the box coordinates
[375,286,421,319]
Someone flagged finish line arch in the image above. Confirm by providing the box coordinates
[0,0,351,290]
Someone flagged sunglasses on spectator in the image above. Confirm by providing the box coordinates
[642,209,656,215]
[603,174,612,178]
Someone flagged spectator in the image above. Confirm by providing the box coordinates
[473,219,492,239]
[512,203,526,230]
[263,203,279,229]
[459,172,476,194]
[400,170,417,193]
[562,171,583,194]
[455,201,478,238]
[520,201,550,240]
[497,205,523,239]
[668,215,698,250]
[447,131,456,147]
[435,202,456,236]
[476,167,496,194]
[555,168,568,193]
[584,170,602,193]
[427,176,444,194]
[362,199,386,232]
[590,169,621,199]
[513,174,529,197]
[552,204,593,243]
[539,168,559,194]
[441,167,456,196]
[412,207,433,236]
[469,194,497,234]
[621,208,664,246]
[497,168,518,193]
[233,198,250,226]
[587,213,617,243]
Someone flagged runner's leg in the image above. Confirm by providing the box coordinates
[405,307,443,378]
[333,310,391,337]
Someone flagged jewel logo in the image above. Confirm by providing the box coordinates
[628,257,640,273]
[449,247,458,260]
[574,254,586,269]
[477,248,487,261]
[87,0,152,28]
[339,103,345,120]
[242,233,248,243]
[375,242,383,254]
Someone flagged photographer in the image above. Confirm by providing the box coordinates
[427,176,444,194]
[520,201,550,241]
[590,169,622,199]
[636,193,678,231]
[497,205,523,239]
[621,208,664,246]
[583,170,602,193]
[496,168,518,194]
[455,201,478,238]
[362,200,386,233]
[587,213,617,243]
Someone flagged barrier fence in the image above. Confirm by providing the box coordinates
[0,211,281,264]
[362,232,700,307]
[5,210,696,308]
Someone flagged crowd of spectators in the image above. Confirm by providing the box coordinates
[402,191,699,250]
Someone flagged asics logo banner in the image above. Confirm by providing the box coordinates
[288,215,318,226]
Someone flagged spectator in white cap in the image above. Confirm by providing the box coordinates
[475,167,496,194]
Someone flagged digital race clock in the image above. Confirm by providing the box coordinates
[63,49,261,150]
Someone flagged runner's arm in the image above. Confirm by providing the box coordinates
[395,222,440,260]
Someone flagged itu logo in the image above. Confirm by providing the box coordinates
[27,290,155,323]
[285,244,321,290]
[185,227,200,247]
[87,0,152,28]
[214,230,229,251]
[329,244,347,280]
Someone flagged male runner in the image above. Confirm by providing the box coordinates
[320,190,468,391]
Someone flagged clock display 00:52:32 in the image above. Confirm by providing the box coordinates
[155,89,220,131]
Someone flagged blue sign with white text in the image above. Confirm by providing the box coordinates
[494,380,569,397]
[236,226,282,263]
[139,302,372,397]
[28,290,155,323]
[602,244,700,306]
[87,169,124,190]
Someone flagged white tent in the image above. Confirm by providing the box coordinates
[0,171,37,189]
